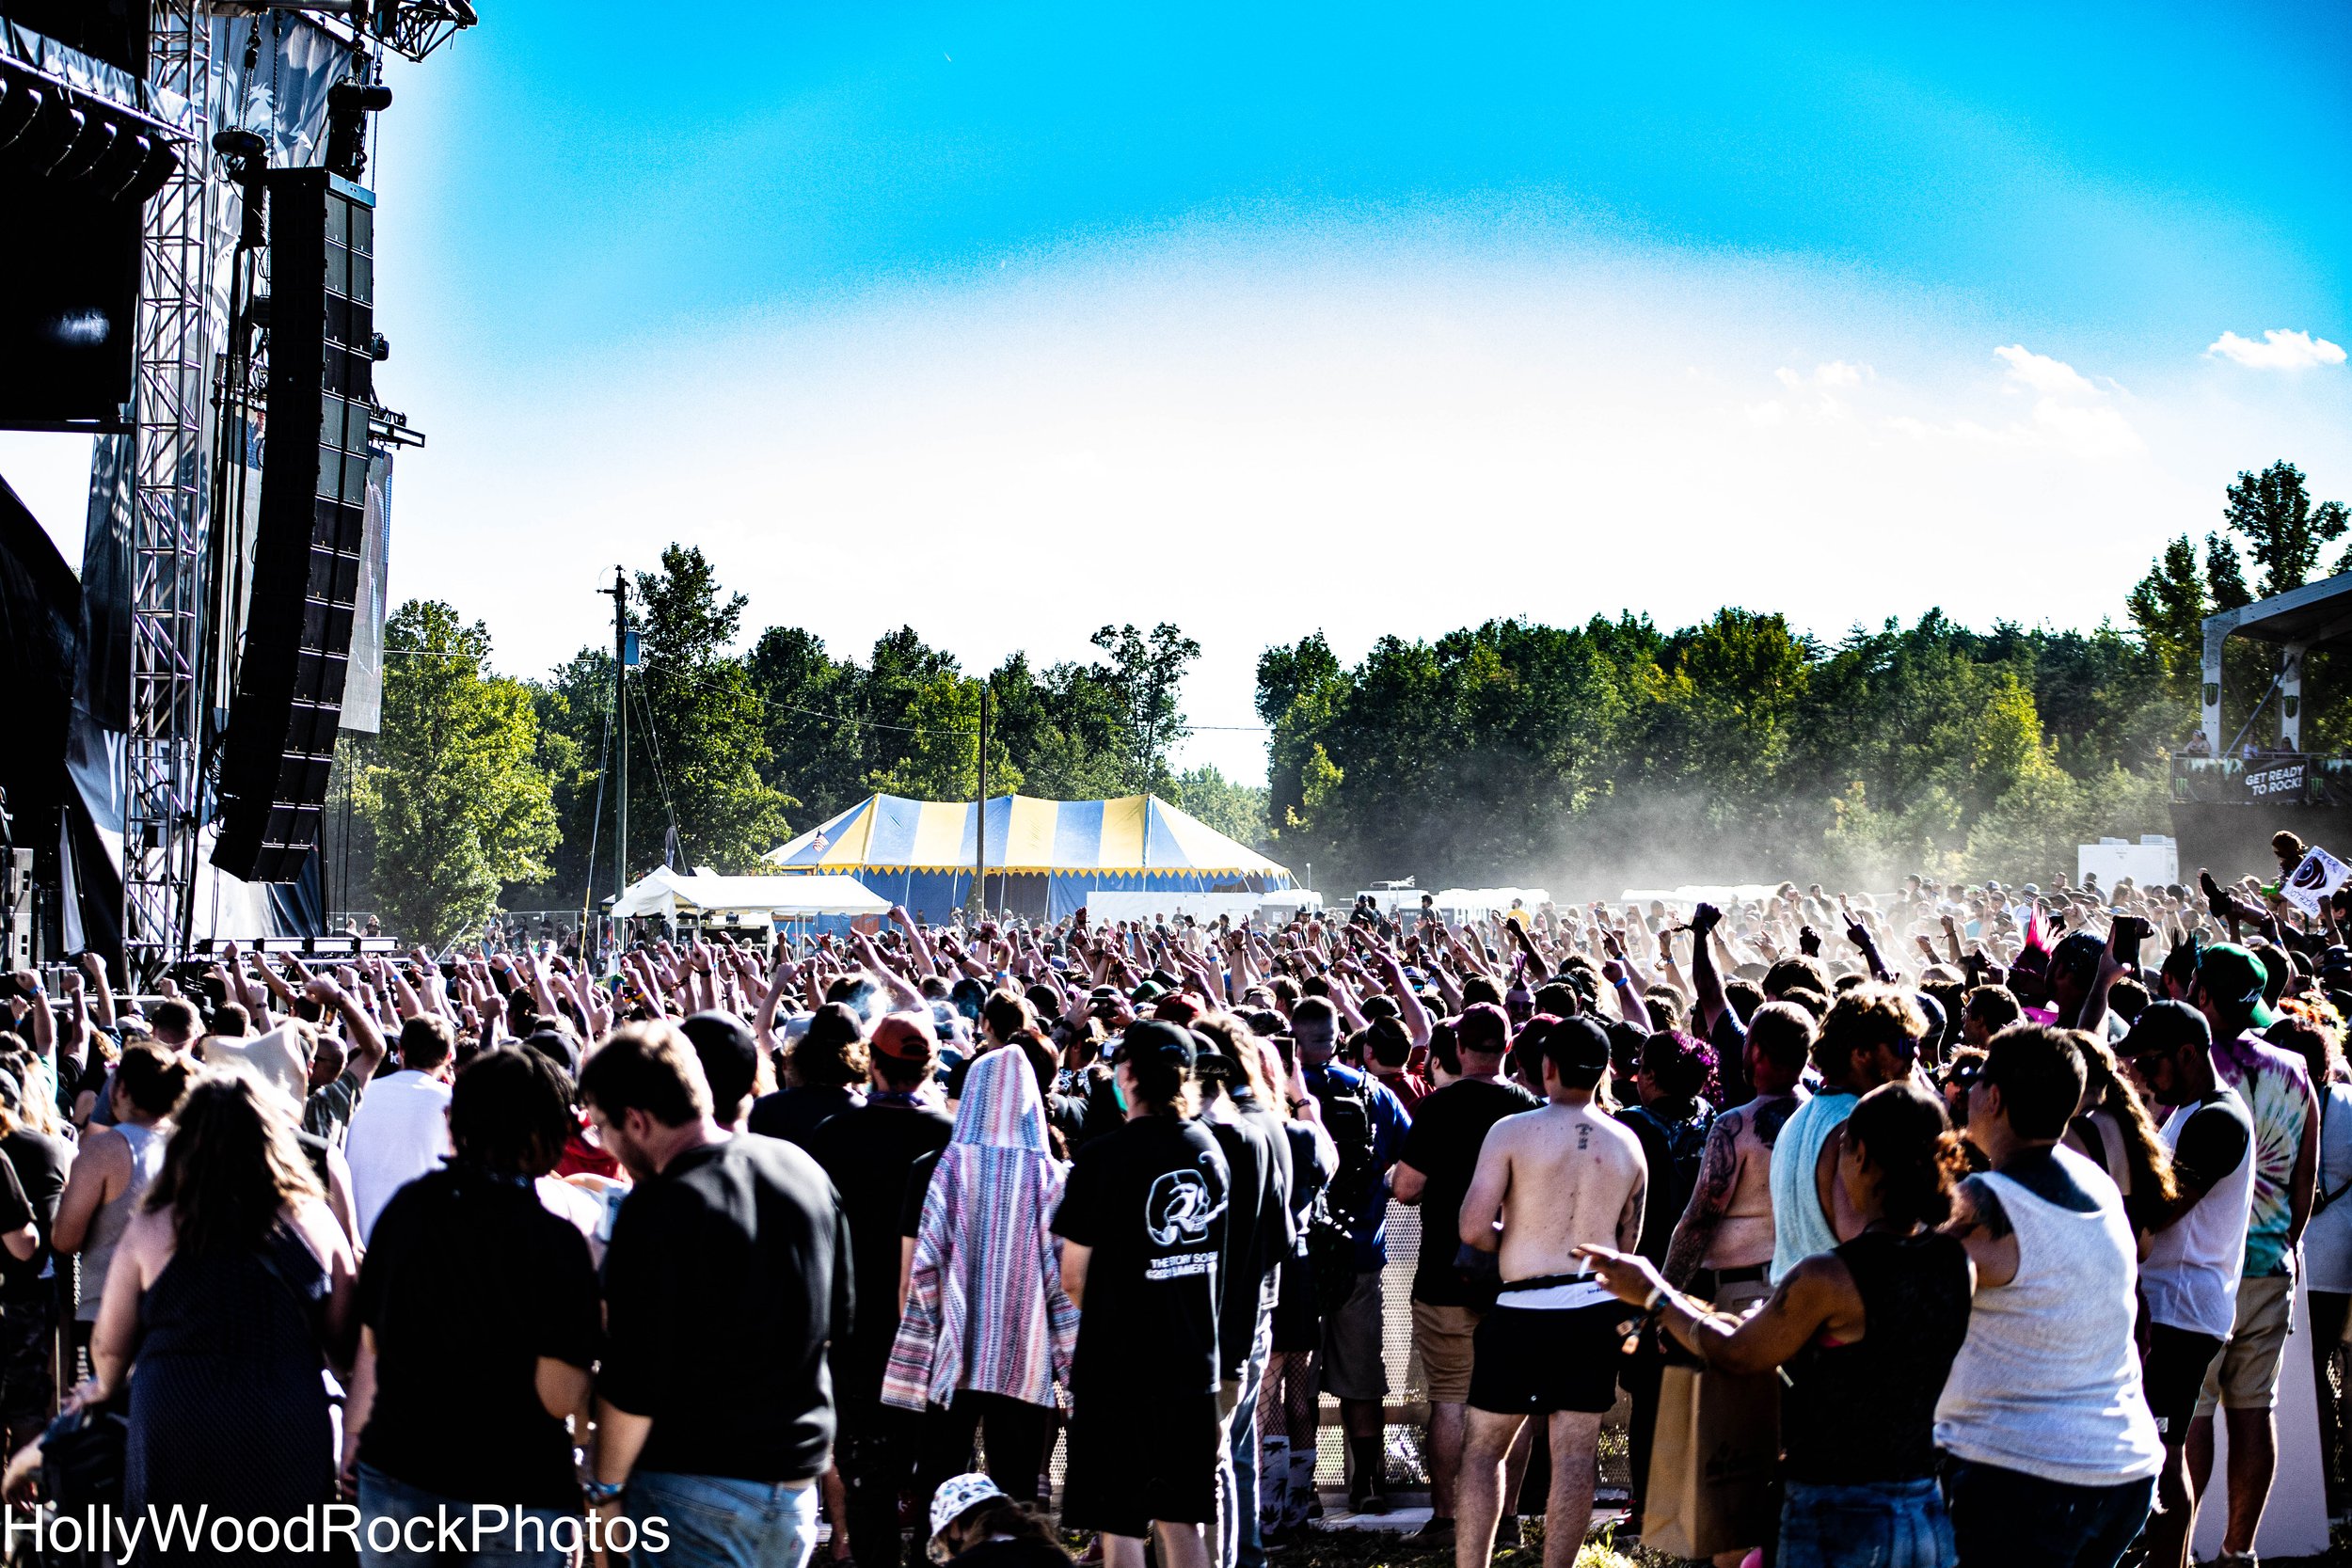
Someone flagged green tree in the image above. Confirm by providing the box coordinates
[2204,531,2252,611]
[746,626,866,830]
[1090,623,1201,790]
[864,673,1020,800]
[360,601,560,948]
[630,546,795,871]
[2126,536,2209,703]
[1168,765,1270,849]
[2223,460,2349,597]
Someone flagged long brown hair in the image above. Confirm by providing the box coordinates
[143,1071,322,1258]
[2074,1031,2179,1211]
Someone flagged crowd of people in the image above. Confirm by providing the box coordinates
[1,828,2349,1568]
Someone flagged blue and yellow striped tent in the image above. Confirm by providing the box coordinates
[762,793,1295,922]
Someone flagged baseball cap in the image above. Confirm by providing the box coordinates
[1455,1002,1510,1055]
[2122,999,2210,1063]
[2198,942,2279,1028]
[871,1010,940,1065]
[1521,1013,1611,1076]
[929,1472,1007,1553]
[1104,1019,1198,1072]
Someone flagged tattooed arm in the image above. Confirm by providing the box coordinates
[1662,1108,1744,1289]
[1943,1173,2020,1288]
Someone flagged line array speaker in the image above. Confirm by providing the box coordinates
[213,169,376,883]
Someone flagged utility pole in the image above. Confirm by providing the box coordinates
[598,568,629,919]
[974,682,990,915]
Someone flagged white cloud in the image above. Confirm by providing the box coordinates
[1752,359,1872,423]
[1988,343,2141,457]
[1994,343,2100,399]
[376,229,2347,780]
[2207,328,2347,372]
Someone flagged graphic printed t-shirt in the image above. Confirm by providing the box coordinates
[2216,1032,2315,1278]
[1397,1078,1539,1307]
[1053,1114,1231,1398]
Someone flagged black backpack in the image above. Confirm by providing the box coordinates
[1312,1069,1377,1227]
[1626,1102,1714,1232]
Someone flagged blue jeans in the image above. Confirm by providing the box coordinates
[1779,1477,1954,1568]
[628,1471,820,1568]
[1940,1458,2154,1568]
[357,1464,577,1568]
[1220,1285,1278,1568]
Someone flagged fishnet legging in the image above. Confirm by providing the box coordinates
[1265,1350,1319,1449]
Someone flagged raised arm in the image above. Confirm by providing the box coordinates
[1371,949,1434,1049]
[78,951,117,1030]
[309,976,388,1086]
[1688,904,1731,1036]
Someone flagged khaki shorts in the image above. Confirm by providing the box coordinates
[1319,1271,1388,1402]
[2198,1274,2296,1415]
[1411,1300,1483,1404]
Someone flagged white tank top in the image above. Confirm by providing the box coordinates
[2141,1095,2253,1339]
[1931,1145,2164,1487]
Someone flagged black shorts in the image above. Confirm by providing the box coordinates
[1060,1386,1221,1536]
[1467,1301,1627,1417]
[2143,1323,2225,1442]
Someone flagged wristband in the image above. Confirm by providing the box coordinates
[581,1479,626,1506]
[1641,1282,1665,1313]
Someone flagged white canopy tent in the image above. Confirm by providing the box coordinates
[605,868,889,925]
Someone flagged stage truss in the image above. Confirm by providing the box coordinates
[122,0,215,984]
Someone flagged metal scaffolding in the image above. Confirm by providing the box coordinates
[122,0,215,984]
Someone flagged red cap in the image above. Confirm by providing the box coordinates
[871,1011,938,1065]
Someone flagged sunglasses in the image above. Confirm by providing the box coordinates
[1942,1059,1984,1090]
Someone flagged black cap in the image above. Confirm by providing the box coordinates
[1189,1028,1236,1080]
[1520,1014,1611,1076]
[2122,999,2210,1060]
[1106,1019,1198,1072]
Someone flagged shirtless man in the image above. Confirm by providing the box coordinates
[1454,1015,1647,1568]
[1661,1002,1813,1311]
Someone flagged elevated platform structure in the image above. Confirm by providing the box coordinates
[2172,572,2352,878]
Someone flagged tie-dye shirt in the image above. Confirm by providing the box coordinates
[2214,1031,2315,1278]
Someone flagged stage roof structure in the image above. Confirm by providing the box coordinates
[2201,570,2352,753]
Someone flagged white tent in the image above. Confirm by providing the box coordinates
[605,868,888,924]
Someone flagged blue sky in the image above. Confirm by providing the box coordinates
[10,0,2350,778]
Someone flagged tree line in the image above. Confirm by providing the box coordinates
[329,461,2344,946]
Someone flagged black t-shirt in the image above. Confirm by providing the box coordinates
[1206,1103,1291,1379]
[1053,1114,1230,1398]
[806,1098,954,1380]
[747,1085,863,1151]
[0,1145,36,1304]
[902,1148,942,1238]
[356,1164,600,1506]
[0,1128,68,1304]
[1396,1078,1538,1307]
[600,1135,853,1483]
